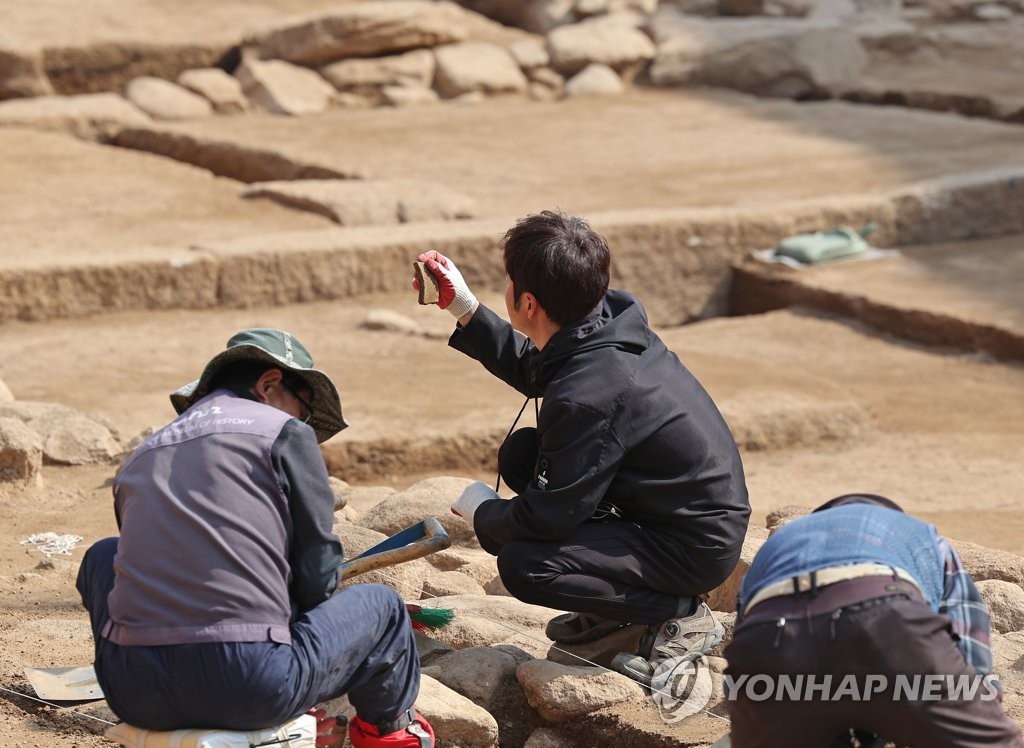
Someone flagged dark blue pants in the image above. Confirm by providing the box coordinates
[77,537,420,731]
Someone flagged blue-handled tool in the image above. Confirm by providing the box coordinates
[338,516,450,581]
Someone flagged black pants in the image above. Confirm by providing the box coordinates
[725,593,1023,747]
[490,520,739,625]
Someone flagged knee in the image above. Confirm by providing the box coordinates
[77,537,118,591]
[496,544,546,603]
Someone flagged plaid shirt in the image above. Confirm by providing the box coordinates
[937,538,993,677]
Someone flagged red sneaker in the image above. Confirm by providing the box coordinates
[349,709,434,748]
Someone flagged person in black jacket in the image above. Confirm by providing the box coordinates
[415,211,751,684]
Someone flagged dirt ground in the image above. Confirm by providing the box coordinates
[2,8,1024,745]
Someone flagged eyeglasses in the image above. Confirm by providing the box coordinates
[283,380,314,425]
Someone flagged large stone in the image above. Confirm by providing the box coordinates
[765,504,812,534]
[242,179,476,226]
[0,40,53,99]
[0,418,43,484]
[320,49,435,95]
[125,76,214,121]
[564,63,624,97]
[547,19,656,77]
[0,93,148,139]
[0,378,13,403]
[706,525,769,612]
[0,402,121,466]
[334,523,432,599]
[951,539,1024,588]
[416,674,500,748]
[421,645,532,709]
[247,1,471,66]
[977,580,1024,634]
[416,594,558,656]
[423,570,487,598]
[357,476,479,545]
[647,13,867,99]
[434,41,529,98]
[236,59,336,116]
[510,38,551,70]
[516,660,646,721]
[177,68,249,114]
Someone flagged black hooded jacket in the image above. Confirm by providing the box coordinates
[450,289,750,558]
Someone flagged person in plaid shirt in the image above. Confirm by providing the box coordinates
[725,494,1022,747]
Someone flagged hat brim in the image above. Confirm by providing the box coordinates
[170,345,348,443]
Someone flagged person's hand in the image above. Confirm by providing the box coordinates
[451,481,499,523]
[416,250,478,320]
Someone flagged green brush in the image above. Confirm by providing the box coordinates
[406,603,455,630]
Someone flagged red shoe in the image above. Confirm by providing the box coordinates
[349,709,434,748]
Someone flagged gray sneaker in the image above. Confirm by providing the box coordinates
[611,602,724,687]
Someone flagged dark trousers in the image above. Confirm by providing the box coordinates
[490,520,739,625]
[725,593,1023,747]
[77,537,420,732]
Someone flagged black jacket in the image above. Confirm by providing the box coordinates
[450,289,750,557]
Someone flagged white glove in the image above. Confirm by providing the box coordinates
[417,250,478,320]
[451,481,499,524]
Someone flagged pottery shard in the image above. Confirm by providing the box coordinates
[248,0,471,66]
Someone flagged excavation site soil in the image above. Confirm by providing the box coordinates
[1,1,1023,746]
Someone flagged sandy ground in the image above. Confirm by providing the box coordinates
[1,14,1024,745]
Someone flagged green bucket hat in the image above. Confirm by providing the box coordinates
[170,328,348,443]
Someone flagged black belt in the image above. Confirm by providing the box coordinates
[739,575,924,627]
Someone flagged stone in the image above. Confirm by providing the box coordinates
[434,41,529,98]
[564,64,624,97]
[0,40,53,99]
[0,402,121,466]
[0,93,149,139]
[236,59,336,116]
[977,580,1024,634]
[357,476,479,545]
[320,49,436,94]
[765,504,812,534]
[510,39,551,70]
[0,418,43,484]
[416,674,500,748]
[0,378,13,403]
[524,728,576,747]
[420,645,532,709]
[415,594,559,656]
[423,570,487,597]
[951,539,1024,588]
[242,179,476,226]
[334,523,432,599]
[328,476,350,510]
[516,660,646,721]
[706,525,769,612]
[360,310,423,336]
[547,19,656,77]
[177,68,249,114]
[125,76,214,121]
[415,630,455,665]
[647,14,868,99]
[247,1,471,66]
[381,86,442,107]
